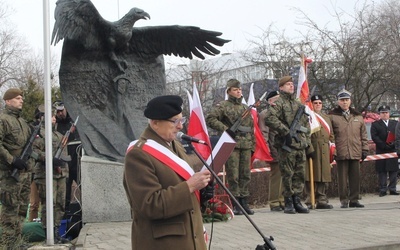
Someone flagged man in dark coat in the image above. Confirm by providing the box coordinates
[123,95,210,250]
[370,105,399,196]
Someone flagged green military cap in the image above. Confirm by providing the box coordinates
[226,79,240,88]
[278,76,293,87]
[3,88,23,100]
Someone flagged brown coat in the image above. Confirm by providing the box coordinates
[305,113,334,182]
[123,125,206,250]
[329,107,369,160]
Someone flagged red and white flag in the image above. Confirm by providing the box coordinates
[296,55,320,134]
[187,83,212,160]
[247,83,273,167]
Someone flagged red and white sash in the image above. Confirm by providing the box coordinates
[127,139,200,202]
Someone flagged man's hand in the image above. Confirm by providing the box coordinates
[186,170,211,193]
[12,157,27,170]
[361,151,368,162]
[53,157,64,167]
[307,151,315,159]
[285,133,292,147]
[225,129,236,139]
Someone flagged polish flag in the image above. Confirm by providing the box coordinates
[247,83,273,167]
[296,55,320,134]
[187,83,212,160]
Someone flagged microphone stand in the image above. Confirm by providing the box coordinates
[187,142,276,250]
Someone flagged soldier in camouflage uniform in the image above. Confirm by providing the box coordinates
[206,79,255,215]
[264,76,313,214]
[0,88,34,248]
[32,105,69,243]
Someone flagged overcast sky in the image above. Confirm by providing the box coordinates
[4,0,382,66]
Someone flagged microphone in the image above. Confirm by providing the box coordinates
[177,132,207,145]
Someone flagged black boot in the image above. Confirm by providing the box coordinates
[231,198,243,215]
[292,195,310,214]
[54,227,69,244]
[284,196,296,214]
[240,197,254,215]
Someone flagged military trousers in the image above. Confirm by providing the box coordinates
[277,148,306,197]
[268,162,284,208]
[35,176,67,228]
[304,181,329,205]
[0,171,31,246]
[225,148,252,197]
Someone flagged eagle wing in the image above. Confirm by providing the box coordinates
[128,25,231,59]
[51,0,108,49]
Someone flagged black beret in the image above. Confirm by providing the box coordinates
[266,91,279,101]
[3,88,23,100]
[144,95,183,120]
[378,105,390,112]
[311,95,323,102]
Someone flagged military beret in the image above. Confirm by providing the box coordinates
[226,79,241,89]
[266,91,279,101]
[3,88,23,101]
[278,76,293,87]
[53,100,65,111]
[144,95,183,120]
[337,89,352,100]
[378,105,390,112]
[311,95,323,102]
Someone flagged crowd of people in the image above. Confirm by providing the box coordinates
[0,88,81,248]
[1,75,398,249]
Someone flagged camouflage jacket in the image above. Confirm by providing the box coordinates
[0,105,33,172]
[264,91,311,150]
[206,95,255,149]
[33,123,69,179]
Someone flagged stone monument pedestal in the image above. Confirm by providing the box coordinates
[80,154,131,223]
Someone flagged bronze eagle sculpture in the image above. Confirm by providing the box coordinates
[52,0,230,162]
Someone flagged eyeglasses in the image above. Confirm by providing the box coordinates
[313,102,322,105]
[166,117,186,126]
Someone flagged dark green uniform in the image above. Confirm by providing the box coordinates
[264,92,312,199]
[206,95,255,197]
[0,105,33,246]
[33,122,68,230]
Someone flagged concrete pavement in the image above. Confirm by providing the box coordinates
[73,193,400,250]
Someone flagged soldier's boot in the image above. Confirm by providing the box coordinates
[239,197,254,215]
[231,198,243,215]
[292,195,310,214]
[284,196,296,214]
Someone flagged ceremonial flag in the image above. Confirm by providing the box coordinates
[296,55,320,134]
[247,83,273,166]
[187,83,212,160]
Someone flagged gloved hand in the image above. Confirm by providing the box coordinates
[361,151,368,162]
[225,129,236,139]
[307,151,315,159]
[12,157,27,170]
[284,133,292,147]
[53,157,64,167]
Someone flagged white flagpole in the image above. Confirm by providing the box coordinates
[43,0,55,245]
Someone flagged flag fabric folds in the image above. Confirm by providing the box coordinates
[247,83,273,166]
[187,83,212,160]
[296,55,320,134]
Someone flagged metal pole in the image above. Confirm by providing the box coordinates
[43,0,54,245]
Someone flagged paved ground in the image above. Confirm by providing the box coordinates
[73,193,400,250]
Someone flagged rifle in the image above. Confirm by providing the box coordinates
[282,86,316,152]
[11,118,43,182]
[54,116,79,162]
[229,92,267,134]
